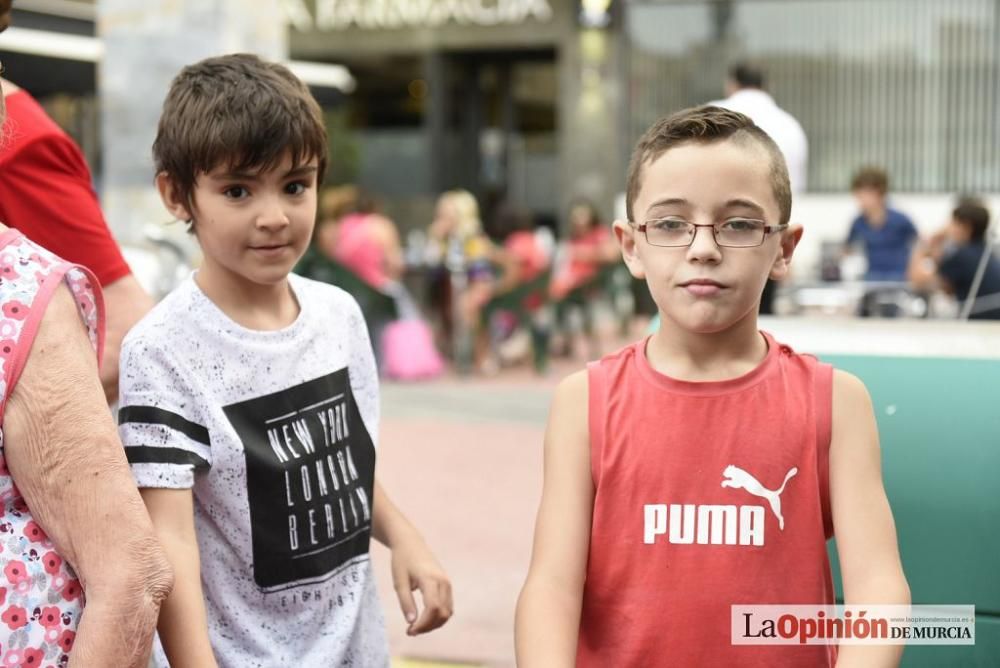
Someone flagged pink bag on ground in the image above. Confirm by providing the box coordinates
[381,318,445,380]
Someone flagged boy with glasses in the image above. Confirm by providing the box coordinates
[516,106,909,666]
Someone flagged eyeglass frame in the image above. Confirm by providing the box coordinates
[628,219,790,248]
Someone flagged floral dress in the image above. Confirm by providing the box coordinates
[0,229,103,667]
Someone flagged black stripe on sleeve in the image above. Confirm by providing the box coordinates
[118,405,211,446]
[124,446,210,470]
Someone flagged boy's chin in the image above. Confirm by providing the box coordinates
[245,264,297,286]
[664,304,759,335]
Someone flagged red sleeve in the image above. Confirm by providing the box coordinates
[0,127,132,287]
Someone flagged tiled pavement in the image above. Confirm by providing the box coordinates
[376,356,591,668]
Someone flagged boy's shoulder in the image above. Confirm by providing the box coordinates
[121,276,200,353]
[288,272,363,318]
[594,337,644,367]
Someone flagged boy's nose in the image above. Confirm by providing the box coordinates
[685,225,722,263]
[255,199,291,230]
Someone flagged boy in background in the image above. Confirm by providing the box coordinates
[846,166,918,281]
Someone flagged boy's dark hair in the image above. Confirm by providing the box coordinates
[729,63,765,89]
[625,105,791,225]
[851,166,889,194]
[153,53,328,221]
[952,200,990,243]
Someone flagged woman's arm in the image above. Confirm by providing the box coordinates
[139,488,218,668]
[515,370,593,668]
[372,481,453,636]
[2,284,173,667]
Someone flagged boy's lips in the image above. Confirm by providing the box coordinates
[679,278,726,288]
[249,243,292,257]
[679,278,727,297]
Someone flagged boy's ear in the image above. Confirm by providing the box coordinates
[155,172,193,223]
[613,219,645,279]
[769,223,803,281]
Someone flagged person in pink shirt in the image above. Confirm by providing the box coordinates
[317,187,404,290]
[548,200,619,358]
[549,199,618,301]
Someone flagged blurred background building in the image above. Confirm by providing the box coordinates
[4,0,999,272]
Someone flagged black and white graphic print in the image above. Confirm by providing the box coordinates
[223,368,376,591]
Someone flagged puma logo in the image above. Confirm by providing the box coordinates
[721,465,797,530]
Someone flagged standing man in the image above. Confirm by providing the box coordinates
[713,63,808,314]
[713,62,808,194]
[0,0,154,402]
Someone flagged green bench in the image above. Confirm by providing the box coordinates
[822,353,1000,667]
[482,269,553,373]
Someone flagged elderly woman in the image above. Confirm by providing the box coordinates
[0,39,172,668]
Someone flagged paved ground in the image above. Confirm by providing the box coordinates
[373,354,600,667]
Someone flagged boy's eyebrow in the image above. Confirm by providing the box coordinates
[723,198,766,214]
[284,165,319,178]
[210,165,318,181]
[644,197,767,217]
[213,169,261,182]
[644,198,689,215]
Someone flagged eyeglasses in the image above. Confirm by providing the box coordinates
[631,218,788,248]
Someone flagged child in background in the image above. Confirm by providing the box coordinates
[845,166,918,281]
[461,204,549,373]
[549,199,619,357]
[549,199,617,300]
[908,198,1000,319]
[425,189,492,351]
[118,54,451,667]
[516,106,908,666]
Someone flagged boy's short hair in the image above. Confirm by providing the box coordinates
[850,166,889,194]
[625,105,791,225]
[153,53,328,218]
[952,200,991,243]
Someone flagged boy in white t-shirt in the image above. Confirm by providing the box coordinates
[118,53,452,667]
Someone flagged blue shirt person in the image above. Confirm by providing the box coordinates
[845,166,918,281]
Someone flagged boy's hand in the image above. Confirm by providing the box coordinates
[390,534,453,635]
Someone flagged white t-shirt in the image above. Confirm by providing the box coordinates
[118,273,389,668]
[712,89,809,194]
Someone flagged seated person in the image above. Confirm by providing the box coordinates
[845,166,917,281]
[425,189,492,350]
[909,198,1000,320]
[317,187,404,291]
[549,199,618,300]
[549,199,619,357]
[461,204,550,372]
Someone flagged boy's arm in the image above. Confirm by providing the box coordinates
[830,370,910,668]
[139,488,219,668]
[515,370,593,668]
[372,480,453,635]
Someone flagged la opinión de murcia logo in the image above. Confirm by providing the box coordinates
[732,605,976,646]
[643,465,797,546]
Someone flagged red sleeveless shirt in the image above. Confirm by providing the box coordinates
[578,332,837,667]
